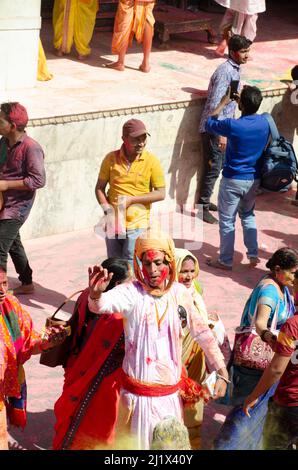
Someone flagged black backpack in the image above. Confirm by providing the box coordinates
[260,113,298,192]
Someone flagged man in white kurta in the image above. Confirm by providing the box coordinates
[88,229,229,449]
[215,1,266,54]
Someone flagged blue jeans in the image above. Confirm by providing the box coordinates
[105,228,145,265]
[218,177,260,267]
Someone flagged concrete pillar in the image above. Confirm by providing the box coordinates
[0,0,41,91]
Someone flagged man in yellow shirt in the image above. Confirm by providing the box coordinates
[95,119,165,263]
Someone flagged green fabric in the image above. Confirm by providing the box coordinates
[4,310,22,343]
[0,140,7,167]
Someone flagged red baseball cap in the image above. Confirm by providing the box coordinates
[122,119,150,138]
[8,103,28,128]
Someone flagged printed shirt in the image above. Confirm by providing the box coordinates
[274,314,298,407]
[199,58,240,133]
[98,147,165,230]
[0,134,46,222]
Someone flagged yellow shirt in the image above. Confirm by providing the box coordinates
[99,147,165,229]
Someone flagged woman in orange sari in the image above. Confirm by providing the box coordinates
[53,258,131,450]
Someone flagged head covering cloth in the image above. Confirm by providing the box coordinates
[133,228,176,297]
[175,248,202,295]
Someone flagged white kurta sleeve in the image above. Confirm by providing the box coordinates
[88,282,136,318]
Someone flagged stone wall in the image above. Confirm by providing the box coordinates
[22,89,297,239]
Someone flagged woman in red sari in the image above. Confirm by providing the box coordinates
[53,258,131,450]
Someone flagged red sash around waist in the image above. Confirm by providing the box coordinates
[121,371,181,397]
[121,369,210,404]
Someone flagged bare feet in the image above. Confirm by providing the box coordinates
[139,63,151,73]
[215,39,227,56]
[105,61,125,71]
[54,49,64,57]
[77,54,90,61]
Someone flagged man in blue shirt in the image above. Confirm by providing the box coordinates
[197,35,252,224]
[205,85,270,270]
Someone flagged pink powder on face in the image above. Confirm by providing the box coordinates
[155,266,169,284]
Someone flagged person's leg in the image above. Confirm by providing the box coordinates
[286,405,298,449]
[137,2,155,73]
[53,0,75,55]
[216,9,234,56]
[197,133,224,224]
[139,21,153,73]
[108,0,135,71]
[231,11,245,36]
[74,0,98,58]
[217,178,242,267]
[241,14,258,42]
[123,228,145,265]
[9,230,33,286]
[263,401,293,450]
[0,220,30,279]
[105,236,124,259]
[238,179,260,265]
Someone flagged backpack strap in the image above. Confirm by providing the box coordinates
[262,112,280,141]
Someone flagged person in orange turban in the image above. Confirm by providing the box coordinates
[86,229,229,449]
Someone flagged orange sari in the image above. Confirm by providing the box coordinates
[53,289,125,450]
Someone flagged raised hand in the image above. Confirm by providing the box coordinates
[88,265,113,299]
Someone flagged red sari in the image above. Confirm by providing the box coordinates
[53,289,124,450]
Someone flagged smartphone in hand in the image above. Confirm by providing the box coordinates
[230,80,239,99]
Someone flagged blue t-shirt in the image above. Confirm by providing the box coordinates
[206,114,270,180]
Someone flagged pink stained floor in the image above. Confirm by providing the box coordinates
[2,2,297,119]
[6,187,298,450]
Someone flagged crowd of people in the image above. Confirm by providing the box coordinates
[0,0,297,453]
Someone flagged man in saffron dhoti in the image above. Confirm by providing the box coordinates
[53,0,99,60]
[87,229,229,449]
[107,0,155,72]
